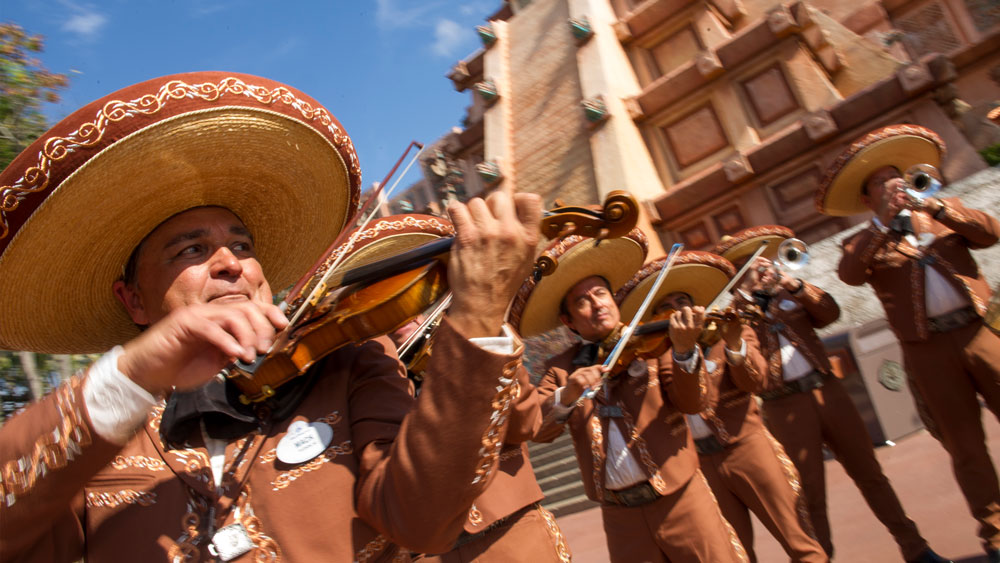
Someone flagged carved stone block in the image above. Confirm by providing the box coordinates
[695,50,724,78]
[723,153,753,183]
[897,63,934,95]
[802,110,837,141]
[663,105,729,168]
[767,6,799,37]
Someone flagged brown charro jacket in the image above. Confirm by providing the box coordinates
[534,344,706,503]
[457,366,545,535]
[0,320,525,562]
[839,197,999,342]
[734,281,840,390]
[694,324,770,446]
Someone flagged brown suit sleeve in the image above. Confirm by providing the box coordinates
[659,348,705,414]
[532,362,570,444]
[790,282,840,328]
[504,367,543,444]
[354,319,524,554]
[725,325,769,393]
[0,375,123,562]
[934,197,1000,249]
[838,226,891,286]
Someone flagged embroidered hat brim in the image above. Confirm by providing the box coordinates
[0,72,361,353]
[284,214,454,316]
[815,124,945,217]
[714,225,795,264]
[615,251,736,324]
[507,229,648,338]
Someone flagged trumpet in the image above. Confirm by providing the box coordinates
[776,238,810,272]
[903,163,943,201]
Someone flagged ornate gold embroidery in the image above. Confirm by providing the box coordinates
[111,455,166,472]
[270,441,353,490]
[536,504,573,563]
[697,469,750,562]
[618,403,667,493]
[355,534,390,563]
[86,489,157,508]
[468,503,484,526]
[260,411,343,464]
[472,358,521,485]
[1,376,91,507]
[0,76,360,242]
[235,485,282,562]
[589,415,605,500]
[170,448,212,484]
[762,429,817,540]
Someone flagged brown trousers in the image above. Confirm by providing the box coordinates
[600,471,748,563]
[415,504,571,563]
[902,320,1000,552]
[762,377,927,560]
[700,429,827,563]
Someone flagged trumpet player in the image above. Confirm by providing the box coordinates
[817,124,1000,561]
[717,225,945,563]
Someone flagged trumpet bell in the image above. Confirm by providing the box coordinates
[777,238,809,271]
[903,163,942,200]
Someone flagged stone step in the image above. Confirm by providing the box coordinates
[543,493,598,518]
[542,478,592,505]
[536,465,582,489]
[533,455,580,482]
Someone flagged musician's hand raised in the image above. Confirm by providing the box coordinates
[447,191,542,339]
[119,301,287,396]
[669,306,705,356]
[562,365,606,406]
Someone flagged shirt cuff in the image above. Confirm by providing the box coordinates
[673,348,702,373]
[724,339,747,365]
[870,216,890,233]
[551,387,576,421]
[83,346,160,445]
[469,324,516,355]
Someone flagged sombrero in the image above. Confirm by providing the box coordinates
[0,71,361,353]
[714,225,795,265]
[284,214,454,315]
[507,229,648,338]
[815,124,945,216]
[615,251,736,324]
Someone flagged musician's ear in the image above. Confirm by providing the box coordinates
[113,279,151,327]
[559,313,580,335]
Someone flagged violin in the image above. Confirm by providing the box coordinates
[597,306,763,371]
[227,191,641,404]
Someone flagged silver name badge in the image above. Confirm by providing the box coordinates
[276,420,334,465]
[208,523,254,561]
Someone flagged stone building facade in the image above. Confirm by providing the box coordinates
[396,0,1000,516]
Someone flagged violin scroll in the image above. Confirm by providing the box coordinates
[538,190,639,241]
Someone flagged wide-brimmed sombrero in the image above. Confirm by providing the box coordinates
[507,229,648,338]
[714,225,795,265]
[285,214,454,315]
[815,124,945,216]
[0,71,361,353]
[615,251,736,324]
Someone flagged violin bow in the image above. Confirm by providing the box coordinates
[703,240,771,314]
[580,243,684,401]
[396,291,452,359]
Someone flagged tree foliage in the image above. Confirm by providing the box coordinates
[0,22,73,424]
[0,21,68,169]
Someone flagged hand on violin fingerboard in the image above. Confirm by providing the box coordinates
[668,306,706,356]
[446,192,543,339]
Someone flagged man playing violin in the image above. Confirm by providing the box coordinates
[817,124,1000,561]
[717,225,944,563]
[0,72,543,562]
[508,234,748,562]
[616,251,827,562]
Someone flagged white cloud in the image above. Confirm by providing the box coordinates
[459,1,493,16]
[376,0,440,30]
[432,18,469,57]
[58,1,107,41]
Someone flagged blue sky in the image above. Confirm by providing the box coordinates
[0,0,495,188]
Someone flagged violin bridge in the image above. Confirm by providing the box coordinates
[308,281,328,307]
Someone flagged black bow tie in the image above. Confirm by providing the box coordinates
[573,342,600,367]
[890,214,915,236]
[160,368,320,444]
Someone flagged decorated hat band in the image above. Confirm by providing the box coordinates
[714,225,795,265]
[815,124,945,217]
[0,71,361,353]
[615,250,736,325]
[507,229,648,338]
